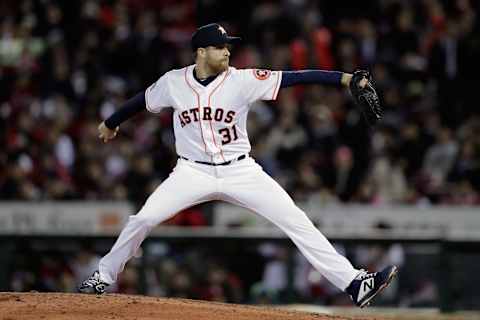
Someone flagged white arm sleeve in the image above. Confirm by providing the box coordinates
[241,69,282,104]
[145,73,172,113]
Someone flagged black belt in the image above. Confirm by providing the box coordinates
[180,154,247,166]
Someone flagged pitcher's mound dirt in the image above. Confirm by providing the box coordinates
[0,292,375,320]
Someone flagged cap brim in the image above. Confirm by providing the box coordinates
[226,36,241,44]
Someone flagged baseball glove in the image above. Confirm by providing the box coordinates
[349,70,382,126]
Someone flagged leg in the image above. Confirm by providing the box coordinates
[220,160,359,290]
[99,161,215,284]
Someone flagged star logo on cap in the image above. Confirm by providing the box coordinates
[218,26,227,35]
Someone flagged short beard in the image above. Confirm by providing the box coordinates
[208,60,228,74]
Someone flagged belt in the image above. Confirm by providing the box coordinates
[180,154,247,166]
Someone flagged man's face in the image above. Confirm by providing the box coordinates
[204,44,231,73]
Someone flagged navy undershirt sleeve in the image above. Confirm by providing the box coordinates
[104,91,146,129]
[280,70,343,88]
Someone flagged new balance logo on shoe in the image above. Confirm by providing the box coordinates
[358,278,374,301]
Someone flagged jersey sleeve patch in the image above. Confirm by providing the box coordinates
[253,69,271,80]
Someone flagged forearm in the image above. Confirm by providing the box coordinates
[104,91,146,129]
[280,70,352,88]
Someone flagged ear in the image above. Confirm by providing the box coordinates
[197,48,206,58]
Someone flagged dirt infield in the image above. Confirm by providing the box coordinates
[0,292,376,320]
[0,292,474,320]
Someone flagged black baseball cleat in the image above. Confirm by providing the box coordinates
[345,265,398,308]
[78,271,109,294]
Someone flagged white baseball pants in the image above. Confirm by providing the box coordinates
[99,156,360,290]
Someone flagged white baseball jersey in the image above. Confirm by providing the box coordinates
[145,65,282,163]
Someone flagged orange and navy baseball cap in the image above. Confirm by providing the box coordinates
[191,23,241,51]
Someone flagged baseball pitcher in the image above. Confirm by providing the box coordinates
[79,23,395,308]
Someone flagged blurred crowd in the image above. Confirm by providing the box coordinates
[1,0,480,206]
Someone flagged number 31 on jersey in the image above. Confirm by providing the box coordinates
[218,126,238,145]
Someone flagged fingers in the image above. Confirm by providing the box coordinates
[98,125,119,143]
[98,133,108,143]
[98,132,115,143]
[102,133,116,143]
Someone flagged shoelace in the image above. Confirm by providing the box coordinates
[83,274,102,286]
[356,269,377,281]
[83,278,99,286]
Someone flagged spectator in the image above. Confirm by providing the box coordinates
[422,127,459,192]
